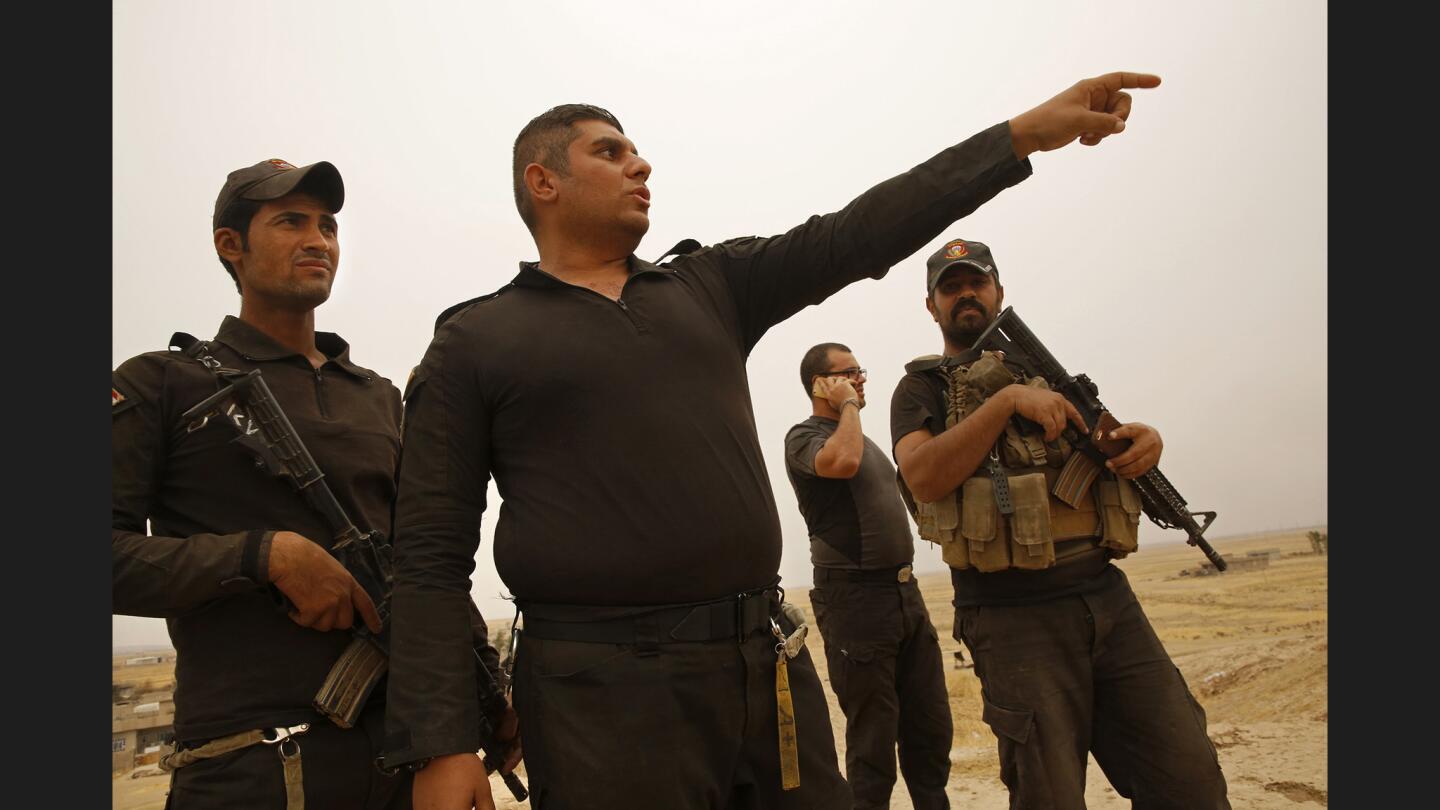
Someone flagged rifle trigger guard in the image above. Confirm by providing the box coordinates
[185,413,211,433]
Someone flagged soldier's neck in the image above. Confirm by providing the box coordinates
[534,229,635,285]
[943,338,976,357]
[237,303,324,369]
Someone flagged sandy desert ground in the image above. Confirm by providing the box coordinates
[115,528,1326,809]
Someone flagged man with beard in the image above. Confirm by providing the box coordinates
[112,159,416,808]
[783,343,951,810]
[890,238,1229,809]
[384,71,1163,810]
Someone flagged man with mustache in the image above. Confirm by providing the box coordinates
[783,343,952,810]
[384,71,1164,810]
[890,238,1230,808]
[112,159,418,809]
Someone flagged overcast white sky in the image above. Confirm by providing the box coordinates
[113,0,1326,648]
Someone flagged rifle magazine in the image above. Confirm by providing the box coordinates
[312,636,388,728]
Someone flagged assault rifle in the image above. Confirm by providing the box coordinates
[175,336,528,801]
[968,309,1227,571]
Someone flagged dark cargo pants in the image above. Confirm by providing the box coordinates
[953,565,1229,810]
[810,576,952,810]
[512,614,848,809]
[164,701,411,810]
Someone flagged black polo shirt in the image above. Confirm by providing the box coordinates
[112,316,402,741]
[784,416,915,571]
[385,121,1031,764]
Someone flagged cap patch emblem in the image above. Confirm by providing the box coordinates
[944,240,969,259]
[267,159,297,170]
[112,387,126,407]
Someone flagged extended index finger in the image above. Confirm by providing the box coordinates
[1064,400,1087,433]
[1093,71,1162,91]
[353,585,382,634]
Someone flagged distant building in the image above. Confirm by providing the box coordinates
[112,691,175,772]
[1180,554,1269,577]
[123,652,175,667]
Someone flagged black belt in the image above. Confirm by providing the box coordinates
[519,589,780,649]
[814,564,914,585]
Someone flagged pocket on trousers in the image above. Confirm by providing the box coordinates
[980,692,1035,745]
[531,640,631,682]
[962,477,1010,572]
[809,587,829,634]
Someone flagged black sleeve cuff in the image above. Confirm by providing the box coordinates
[242,529,271,584]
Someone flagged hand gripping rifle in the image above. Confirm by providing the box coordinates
[968,310,1227,571]
[172,334,528,801]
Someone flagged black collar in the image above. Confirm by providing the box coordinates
[510,255,675,290]
[210,316,373,380]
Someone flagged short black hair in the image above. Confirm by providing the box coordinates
[799,342,851,396]
[512,103,624,233]
[214,197,262,294]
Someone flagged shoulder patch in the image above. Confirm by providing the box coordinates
[402,365,427,404]
[111,375,142,416]
[434,284,513,333]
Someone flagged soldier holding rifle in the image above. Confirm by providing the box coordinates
[890,238,1230,809]
[112,159,516,809]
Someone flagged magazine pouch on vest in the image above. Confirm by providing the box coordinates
[907,475,969,569]
[1006,471,1056,569]
[960,477,1009,571]
[1096,477,1143,557]
[931,495,968,569]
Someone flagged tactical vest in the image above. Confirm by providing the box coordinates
[902,351,1142,572]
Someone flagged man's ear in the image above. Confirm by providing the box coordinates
[925,295,939,323]
[995,284,1004,311]
[524,163,558,206]
[214,228,245,264]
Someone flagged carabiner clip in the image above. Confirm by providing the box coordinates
[261,723,310,744]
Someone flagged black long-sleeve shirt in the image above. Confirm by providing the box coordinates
[384,121,1032,764]
[112,316,403,741]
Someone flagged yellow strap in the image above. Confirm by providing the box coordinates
[775,655,800,790]
[279,741,305,810]
[159,727,306,810]
[158,729,268,771]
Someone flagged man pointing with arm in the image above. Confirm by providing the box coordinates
[387,72,1162,810]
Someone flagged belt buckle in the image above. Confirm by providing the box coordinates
[897,565,912,583]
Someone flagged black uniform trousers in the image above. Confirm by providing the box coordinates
[164,700,411,810]
[810,575,952,810]
[512,614,848,809]
[954,565,1229,810]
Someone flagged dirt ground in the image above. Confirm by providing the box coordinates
[115,529,1327,809]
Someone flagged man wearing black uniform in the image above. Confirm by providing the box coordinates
[384,71,1163,810]
[112,159,413,809]
[784,344,951,810]
[890,238,1229,809]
